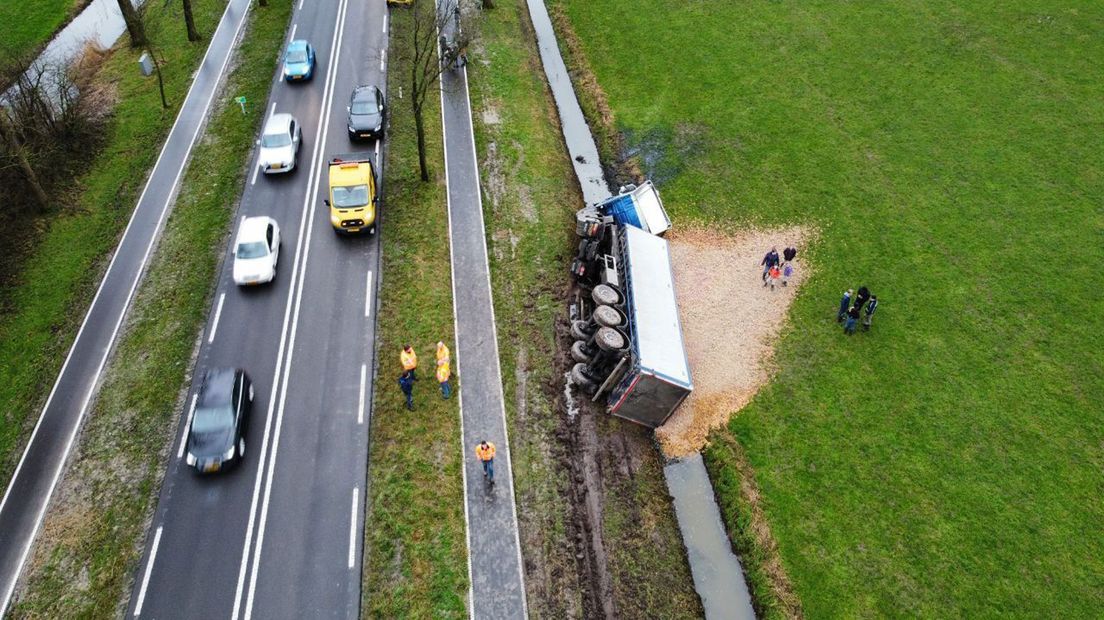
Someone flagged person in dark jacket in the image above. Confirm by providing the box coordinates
[844,305,860,335]
[853,286,871,313]
[761,247,780,282]
[783,246,797,265]
[862,296,878,331]
[838,289,853,322]
[398,370,415,410]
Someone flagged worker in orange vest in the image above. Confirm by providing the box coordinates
[436,341,452,399]
[400,344,418,379]
[475,440,495,483]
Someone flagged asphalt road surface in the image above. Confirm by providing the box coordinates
[439,4,529,618]
[125,0,388,617]
[0,0,256,613]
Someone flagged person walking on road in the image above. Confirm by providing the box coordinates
[398,370,415,411]
[767,265,781,290]
[844,305,860,335]
[838,289,853,322]
[475,440,496,484]
[782,262,794,286]
[761,247,781,283]
[401,344,418,380]
[436,341,452,399]
[863,295,878,331]
[783,246,797,266]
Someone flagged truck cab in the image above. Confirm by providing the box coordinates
[326,156,378,234]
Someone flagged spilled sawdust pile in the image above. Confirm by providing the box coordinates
[655,225,812,458]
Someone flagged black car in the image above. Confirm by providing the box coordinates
[346,85,385,141]
[185,368,253,474]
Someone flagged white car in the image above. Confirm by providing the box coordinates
[257,113,301,174]
[233,217,280,286]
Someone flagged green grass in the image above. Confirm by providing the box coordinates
[0,0,230,496]
[7,1,293,616]
[361,8,467,618]
[0,0,82,60]
[556,0,1104,617]
[468,3,700,616]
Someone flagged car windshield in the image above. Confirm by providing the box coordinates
[192,406,233,434]
[286,50,308,64]
[351,100,375,115]
[237,241,268,259]
[332,185,369,208]
[261,132,291,148]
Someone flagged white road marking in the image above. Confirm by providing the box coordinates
[348,487,359,568]
[374,141,380,162]
[177,394,198,459]
[269,101,276,119]
[364,270,373,317]
[251,162,261,185]
[379,49,386,72]
[298,0,304,10]
[358,364,366,425]
[133,526,162,617]
[289,23,297,41]
[208,293,226,343]
[234,0,351,617]
[383,14,388,34]
[0,0,254,611]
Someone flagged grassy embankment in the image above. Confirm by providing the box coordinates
[9,0,293,616]
[0,0,228,494]
[468,2,700,617]
[0,0,83,59]
[361,6,467,618]
[557,0,1104,617]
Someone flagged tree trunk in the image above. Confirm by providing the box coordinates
[413,101,429,182]
[0,110,50,213]
[116,0,147,47]
[182,0,200,41]
[148,48,169,109]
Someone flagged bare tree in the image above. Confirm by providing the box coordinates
[0,108,49,212]
[182,0,200,42]
[117,0,148,47]
[394,0,472,181]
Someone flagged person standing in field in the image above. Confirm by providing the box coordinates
[761,247,780,283]
[767,265,781,290]
[782,262,794,286]
[863,295,878,331]
[853,286,871,313]
[436,341,452,399]
[475,440,496,484]
[838,289,853,322]
[783,246,797,266]
[398,370,415,411]
[401,344,418,380]
[844,305,860,335]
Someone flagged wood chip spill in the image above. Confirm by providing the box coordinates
[656,225,812,458]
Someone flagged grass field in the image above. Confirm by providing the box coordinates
[0,0,82,60]
[556,0,1104,617]
[8,0,292,616]
[361,8,467,617]
[0,0,229,498]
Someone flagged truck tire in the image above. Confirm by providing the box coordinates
[571,320,592,341]
[571,363,597,391]
[571,340,592,364]
[591,284,621,307]
[593,305,623,328]
[593,327,627,352]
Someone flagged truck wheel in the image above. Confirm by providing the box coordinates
[570,320,592,341]
[593,305,623,328]
[591,284,621,307]
[571,340,592,364]
[571,363,596,389]
[594,327,626,352]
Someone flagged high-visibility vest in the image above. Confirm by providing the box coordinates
[401,348,417,370]
[475,443,495,461]
[436,344,451,382]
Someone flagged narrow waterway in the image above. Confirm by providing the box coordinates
[39,0,139,69]
[522,1,757,617]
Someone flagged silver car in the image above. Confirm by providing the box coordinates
[257,113,301,174]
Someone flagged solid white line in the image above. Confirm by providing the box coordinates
[0,0,253,613]
[237,0,351,617]
[208,292,226,343]
[348,487,359,568]
[177,394,198,459]
[289,23,297,41]
[358,364,366,425]
[364,270,373,317]
[133,526,162,617]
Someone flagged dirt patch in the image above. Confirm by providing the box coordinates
[656,225,813,458]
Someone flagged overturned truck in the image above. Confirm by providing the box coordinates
[569,183,692,428]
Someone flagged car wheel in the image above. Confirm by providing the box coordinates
[239,437,246,458]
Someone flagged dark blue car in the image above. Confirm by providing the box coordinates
[283,39,315,82]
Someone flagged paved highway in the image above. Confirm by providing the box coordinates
[126,0,388,617]
[0,0,257,614]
